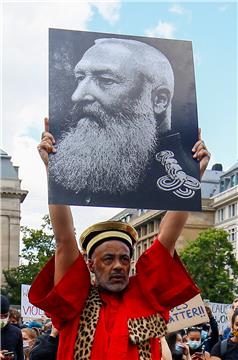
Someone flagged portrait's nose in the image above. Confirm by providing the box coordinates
[71,78,96,103]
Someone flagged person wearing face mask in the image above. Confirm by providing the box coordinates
[21,329,37,360]
[166,331,191,360]
[210,309,238,360]
[187,327,210,360]
[0,295,24,360]
[198,305,219,354]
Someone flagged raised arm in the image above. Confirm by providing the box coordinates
[38,118,80,285]
[158,129,210,256]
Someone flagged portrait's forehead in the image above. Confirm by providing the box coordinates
[75,42,137,74]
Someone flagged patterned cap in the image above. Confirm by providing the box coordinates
[80,221,138,258]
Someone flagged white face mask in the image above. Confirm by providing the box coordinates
[0,316,9,328]
[23,340,30,349]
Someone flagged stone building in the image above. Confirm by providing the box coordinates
[212,162,238,260]
[110,164,225,274]
[0,150,28,285]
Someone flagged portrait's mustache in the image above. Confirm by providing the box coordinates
[70,102,114,127]
[69,100,141,128]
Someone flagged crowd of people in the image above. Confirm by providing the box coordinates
[1,294,238,360]
[0,295,58,360]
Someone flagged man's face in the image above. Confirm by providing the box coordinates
[88,240,131,293]
[71,43,146,111]
[50,42,157,194]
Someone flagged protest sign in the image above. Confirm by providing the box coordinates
[21,284,44,319]
[207,301,231,333]
[167,294,209,333]
[49,28,201,211]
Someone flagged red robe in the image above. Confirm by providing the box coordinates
[29,238,199,360]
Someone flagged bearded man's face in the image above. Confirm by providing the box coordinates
[50,43,158,194]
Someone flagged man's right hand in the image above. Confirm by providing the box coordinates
[37,117,56,168]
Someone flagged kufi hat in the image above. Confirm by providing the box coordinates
[80,221,138,258]
[0,295,10,314]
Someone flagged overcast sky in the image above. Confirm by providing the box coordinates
[2,0,237,240]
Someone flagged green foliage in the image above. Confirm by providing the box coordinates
[1,215,55,305]
[180,228,238,303]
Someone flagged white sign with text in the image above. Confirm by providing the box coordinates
[168,294,209,332]
[21,284,44,319]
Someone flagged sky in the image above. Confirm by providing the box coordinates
[1,0,237,240]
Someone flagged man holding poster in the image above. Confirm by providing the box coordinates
[29,118,210,360]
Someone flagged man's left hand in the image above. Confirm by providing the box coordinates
[192,128,211,178]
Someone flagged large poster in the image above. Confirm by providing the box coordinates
[49,28,201,211]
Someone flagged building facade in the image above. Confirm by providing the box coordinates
[110,163,238,272]
[212,162,238,260]
[0,150,28,285]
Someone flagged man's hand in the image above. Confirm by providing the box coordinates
[192,128,211,178]
[158,129,210,255]
[37,117,56,168]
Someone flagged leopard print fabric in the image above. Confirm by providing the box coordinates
[138,340,152,360]
[74,286,167,360]
[74,286,102,360]
[128,313,167,360]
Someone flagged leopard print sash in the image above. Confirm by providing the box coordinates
[74,286,167,360]
[74,287,102,360]
[128,314,167,360]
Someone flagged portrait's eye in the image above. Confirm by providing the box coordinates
[75,74,85,83]
[98,76,115,86]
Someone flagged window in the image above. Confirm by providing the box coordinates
[137,245,141,258]
[137,227,141,238]
[228,203,237,218]
[125,214,131,223]
[143,241,147,251]
[220,180,225,193]
[231,174,236,187]
[149,222,154,233]
[224,177,230,190]
[141,225,147,236]
[218,208,224,222]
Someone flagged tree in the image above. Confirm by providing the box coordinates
[1,215,55,304]
[180,228,238,303]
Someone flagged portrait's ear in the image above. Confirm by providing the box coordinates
[87,258,95,273]
[152,87,171,114]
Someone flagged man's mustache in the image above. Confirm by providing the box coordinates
[69,102,113,128]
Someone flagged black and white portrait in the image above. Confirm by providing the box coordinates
[48,28,201,211]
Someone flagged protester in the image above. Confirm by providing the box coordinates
[21,328,37,360]
[0,295,24,360]
[222,297,238,340]
[9,309,22,328]
[166,331,191,360]
[30,325,59,360]
[29,119,210,360]
[199,305,219,353]
[210,308,238,359]
[187,327,210,360]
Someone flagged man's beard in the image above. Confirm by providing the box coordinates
[50,94,158,194]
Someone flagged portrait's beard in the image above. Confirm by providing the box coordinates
[50,90,158,194]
